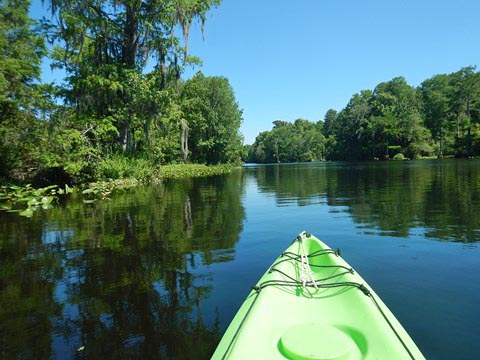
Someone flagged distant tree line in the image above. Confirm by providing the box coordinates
[248,68,480,163]
[0,0,244,184]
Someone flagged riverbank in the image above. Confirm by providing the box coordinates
[0,164,240,216]
[82,164,239,197]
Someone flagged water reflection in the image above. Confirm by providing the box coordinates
[0,172,245,359]
[0,218,62,359]
[248,160,480,242]
[1,161,479,359]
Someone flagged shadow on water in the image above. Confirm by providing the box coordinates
[0,171,246,359]
[247,159,480,242]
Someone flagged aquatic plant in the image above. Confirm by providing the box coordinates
[0,184,66,217]
[393,153,406,160]
[159,164,237,179]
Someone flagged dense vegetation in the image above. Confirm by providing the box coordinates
[0,0,243,185]
[248,69,480,162]
[3,1,480,182]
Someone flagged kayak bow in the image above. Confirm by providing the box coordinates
[212,232,424,360]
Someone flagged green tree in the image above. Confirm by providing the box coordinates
[44,0,220,153]
[247,119,325,163]
[369,77,431,159]
[0,0,45,116]
[248,131,269,163]
[449,67,480,156]
[251,69,480,163]
[420,67,480,157]
[181,72,243,164]
[330,90,372,160]
[419,74,453,156]
[0,0,49,180]
[322,109,338,138]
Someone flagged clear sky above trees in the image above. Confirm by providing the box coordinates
[31,0,480,144]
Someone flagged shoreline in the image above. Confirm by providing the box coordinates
[0,164,240,216]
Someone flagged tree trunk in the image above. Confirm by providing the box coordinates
[385,136,389,160]
[160,48,167,89]
[456,116,460,155]
[123,2,141,68]
[120,122,132,152]
[143,122,150,149]
[180,119,189,160]
[439,126,444,158]
[466,97,473,156]
[275,143,280,163]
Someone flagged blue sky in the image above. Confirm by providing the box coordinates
[32,0,480,144]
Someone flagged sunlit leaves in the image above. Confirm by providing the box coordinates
[181,72,243,164]
[0,184,58,216]
[248,119,326,163]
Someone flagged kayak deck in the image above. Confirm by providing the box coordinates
[212,232,424,360]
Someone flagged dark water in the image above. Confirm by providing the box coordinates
[1,160,479,359]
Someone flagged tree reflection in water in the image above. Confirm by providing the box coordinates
[249,160,480,242]
[2,162,479,359]
[0,171,245,359]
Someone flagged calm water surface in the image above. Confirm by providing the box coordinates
[1,160,479,359]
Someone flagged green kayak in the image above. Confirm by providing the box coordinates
[212,232,425,360]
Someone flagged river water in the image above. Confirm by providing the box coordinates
[0,160,479,359]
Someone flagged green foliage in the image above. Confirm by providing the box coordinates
[43,0,222,156]
[3,0,480,184]
[77,163,237,203]
[0,0,48,180]
[159,164,237,179]
[249,68,480,163]
[419,67,480,157]
[248,119,325,163]
[330,90,372,160]
[322,109,338,137]
[0,184,58,216]
[0,112,50,181]
[96,155,158,182]
[0,161,235,216]
[181,72,244,164]
[241,144,251,162]
[0,1,248,185]
[393,153,406,160]
[0,0,45,112]
[81,179,139,201]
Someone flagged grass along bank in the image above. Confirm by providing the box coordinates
[158,164,237,179]
[1,162,240,217]
[95,155,238,182]
[84,163,239,198]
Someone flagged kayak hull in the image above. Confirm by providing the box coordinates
[211,233,424,360]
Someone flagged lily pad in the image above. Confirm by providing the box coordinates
[82,188,98,194]
[19,208,34,217]
[41,196,54,205]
